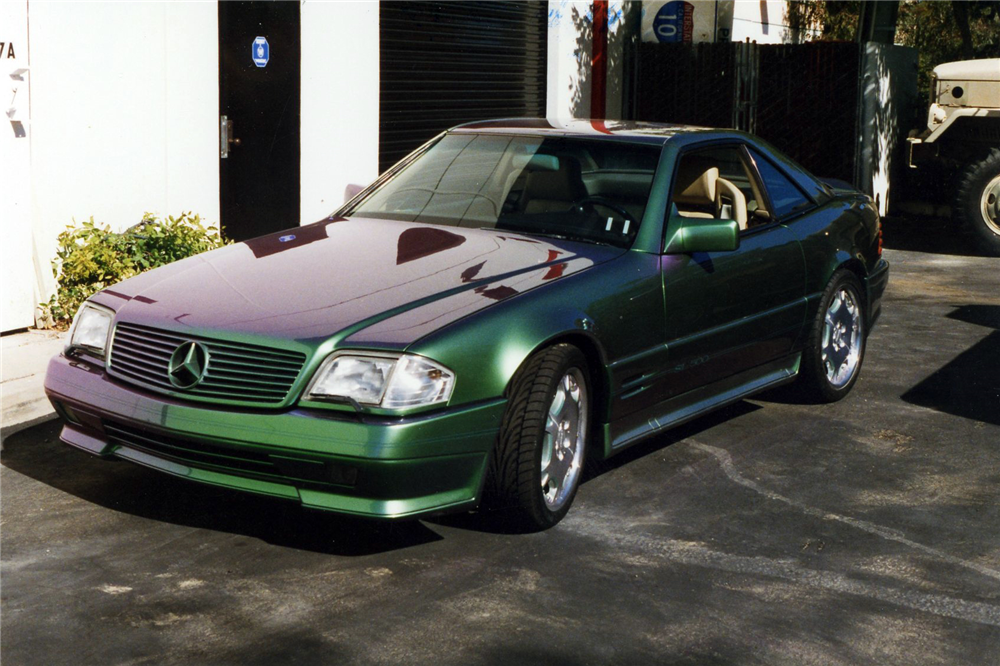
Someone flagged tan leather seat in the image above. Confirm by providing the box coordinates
[674,157,748,229]
[715,177,748,229]
[673,158,718,219]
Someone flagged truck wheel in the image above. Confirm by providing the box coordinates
[954,148,1000,257]
[485,344,590,531]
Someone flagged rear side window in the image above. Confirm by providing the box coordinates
[749,149,813,219]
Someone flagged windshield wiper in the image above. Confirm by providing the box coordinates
[479,227,606,246]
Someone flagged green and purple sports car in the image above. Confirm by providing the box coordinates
[45,120,888,530]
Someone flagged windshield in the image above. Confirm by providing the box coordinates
[347,133,662,248]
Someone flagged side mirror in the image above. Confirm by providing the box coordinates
[664,217,740,253]
[344,183,365,204]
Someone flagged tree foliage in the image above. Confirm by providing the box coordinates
[896,1,1000,98]
[787,1,1000,99]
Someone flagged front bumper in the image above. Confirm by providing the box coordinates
[907,136,936,169]
[44,353,505,519]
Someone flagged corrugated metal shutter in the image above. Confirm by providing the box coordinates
[379,1,548,173]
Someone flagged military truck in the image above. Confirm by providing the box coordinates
[908,58,1000,256]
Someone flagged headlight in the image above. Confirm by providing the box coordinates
[306,352,455,409]
[382,355,455,408]
[67,301,114,356]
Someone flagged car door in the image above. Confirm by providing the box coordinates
[658,143,807,400]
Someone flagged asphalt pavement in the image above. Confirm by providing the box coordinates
[2,217,998,665]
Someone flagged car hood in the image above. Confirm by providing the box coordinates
[97,216,623,347]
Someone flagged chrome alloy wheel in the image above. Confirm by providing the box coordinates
[822,287,863,389]
[540,369,588,511]
[980,174,1000,236]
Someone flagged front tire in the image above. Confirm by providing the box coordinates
[954,148,1000,257]
[486,344,590,531]
[798,270,866,403]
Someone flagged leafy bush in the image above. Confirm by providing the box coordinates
[41,212,227,327]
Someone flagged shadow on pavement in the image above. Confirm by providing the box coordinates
[4,389,811,541]
[433,400,762,535]
[902,305,1000,427]
[0,420,443,556]
[881,215,989,257]
[754,380,825,406]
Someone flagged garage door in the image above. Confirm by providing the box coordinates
[379,1,548,173]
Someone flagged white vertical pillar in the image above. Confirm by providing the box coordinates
[605,1,627,119]
[548,1,635,121]
[547,0,591,119]
[300,1,380,224]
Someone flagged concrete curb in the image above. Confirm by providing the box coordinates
[2,329,66,442]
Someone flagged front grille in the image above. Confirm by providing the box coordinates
[108,322,306,405]
[103,421,358,488]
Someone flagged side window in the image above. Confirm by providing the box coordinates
[671,146,763,232]
[748,149,814,219]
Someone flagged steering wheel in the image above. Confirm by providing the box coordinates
[569,196,637,225]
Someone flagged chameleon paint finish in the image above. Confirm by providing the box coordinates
[45,120,888,519]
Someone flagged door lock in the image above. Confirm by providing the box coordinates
[220,115,241,158]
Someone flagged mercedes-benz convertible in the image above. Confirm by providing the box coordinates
[45,119,889,530]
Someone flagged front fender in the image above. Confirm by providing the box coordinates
[406,251,665,410]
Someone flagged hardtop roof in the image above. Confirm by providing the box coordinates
[449,118,713,145]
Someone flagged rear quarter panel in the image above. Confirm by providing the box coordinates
[784,195,881,333]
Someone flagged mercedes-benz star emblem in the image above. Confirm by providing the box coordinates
[167,341,210,389]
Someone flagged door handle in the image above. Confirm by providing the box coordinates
[220,115,241,158]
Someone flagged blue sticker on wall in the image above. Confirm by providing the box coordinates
[653,1,694,43]
[252,36,269,68]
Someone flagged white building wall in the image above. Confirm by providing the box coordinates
[6,1,571,331]
[23,1,218,329]
[731,0,818,44]
[1,0,35,331]
[637,1,817,45]
[300,1,380,222]
[547,0,589,119]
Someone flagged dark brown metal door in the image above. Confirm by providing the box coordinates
[379,1,548,173]
[218,1,300,242]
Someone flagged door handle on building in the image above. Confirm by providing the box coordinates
[220,115,241,158]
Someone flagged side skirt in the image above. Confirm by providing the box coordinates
[603,353,801,457]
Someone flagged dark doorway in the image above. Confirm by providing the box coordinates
[218,1,301,242]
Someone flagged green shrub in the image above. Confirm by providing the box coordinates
[41,212,227,327]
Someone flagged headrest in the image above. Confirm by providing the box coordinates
[512,153,560,172]
[674,157,718,206]
[524,156,586,201]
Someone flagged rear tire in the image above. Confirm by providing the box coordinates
[485,344,589,531]
[954,148,1000,257]
[797,270,866,403]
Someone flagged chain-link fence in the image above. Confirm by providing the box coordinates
[631,41,911,192]
[756,43,861,185]
[633,42,739,131]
